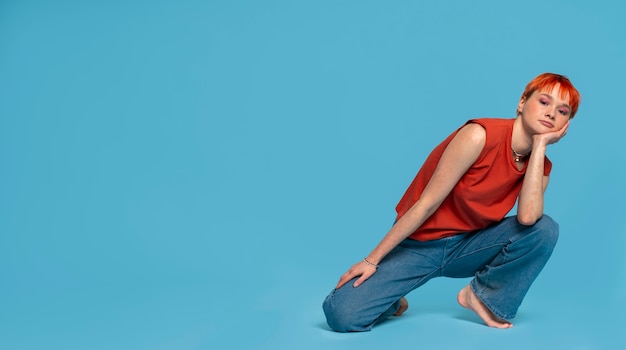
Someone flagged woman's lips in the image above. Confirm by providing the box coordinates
[539,120,554,128]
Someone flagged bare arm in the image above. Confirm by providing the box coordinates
[517,121,569,225]
[335,123,486,289]
[516,149,549,225]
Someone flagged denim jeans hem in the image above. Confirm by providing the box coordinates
[470,278,514,321]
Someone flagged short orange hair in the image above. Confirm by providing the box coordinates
[520,73,581,118]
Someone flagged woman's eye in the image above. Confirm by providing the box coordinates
[539,99,549,105]
[559,109,570,115]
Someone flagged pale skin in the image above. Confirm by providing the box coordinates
[335,84,572,328]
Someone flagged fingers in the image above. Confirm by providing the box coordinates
[561,120,570,135]
[353,271,374,287]
[557,121,570,141]
[335,268,358,289]
[335,263,377,289]
[335,273,352,289]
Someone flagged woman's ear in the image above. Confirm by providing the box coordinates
[517,97,526,115]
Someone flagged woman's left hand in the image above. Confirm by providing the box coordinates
[534,120,570,147]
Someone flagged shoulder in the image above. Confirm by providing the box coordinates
[465,118,513,144]
[456,122,486,146]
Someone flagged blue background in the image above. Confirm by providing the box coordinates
[1,0,625,349]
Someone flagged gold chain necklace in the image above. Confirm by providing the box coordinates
[511,147,530,162]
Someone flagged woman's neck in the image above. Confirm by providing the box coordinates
[512,117,533,155]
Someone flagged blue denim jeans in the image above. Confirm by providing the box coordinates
[322,215,559,332]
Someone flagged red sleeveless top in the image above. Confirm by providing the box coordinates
[395,118,552,241]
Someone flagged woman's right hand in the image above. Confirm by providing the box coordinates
[335,260,378,289]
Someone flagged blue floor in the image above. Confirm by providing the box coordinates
[1,1,625,349]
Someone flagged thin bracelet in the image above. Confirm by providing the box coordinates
[363,258,379,268]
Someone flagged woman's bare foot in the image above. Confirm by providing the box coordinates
[457,285,513,328]
[393,297,409,316]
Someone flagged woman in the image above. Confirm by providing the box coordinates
[322,73,581,332]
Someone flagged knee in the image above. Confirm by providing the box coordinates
[322,292,369,333]
[534,214,559,248]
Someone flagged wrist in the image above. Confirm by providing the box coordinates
[363,257,379,268]
[531,139,548,152]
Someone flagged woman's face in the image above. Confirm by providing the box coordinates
[518,84,571,133]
